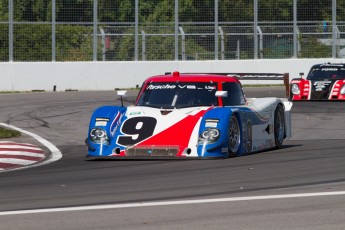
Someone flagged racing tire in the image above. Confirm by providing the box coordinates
[228,115,241,157]
[274,104,285,148]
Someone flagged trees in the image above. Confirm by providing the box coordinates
[0,0,343,61]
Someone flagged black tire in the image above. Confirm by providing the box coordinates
[274,104,285,148]
[228,115,241,157]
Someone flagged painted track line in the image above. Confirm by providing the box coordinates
[0,142,43,150]
[0,191,345,216]
[0,151,44,158]
[0,158,38,165]
[0,123,62,172]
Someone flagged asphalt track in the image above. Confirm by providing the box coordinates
[0,87,345,230]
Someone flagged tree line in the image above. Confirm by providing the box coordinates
[1,0,344,23]
[0,0,344,61]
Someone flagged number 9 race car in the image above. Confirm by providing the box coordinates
[85,72,292,159]
[290,63,345,100]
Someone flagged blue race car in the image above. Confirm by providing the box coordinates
[86,72,292,159]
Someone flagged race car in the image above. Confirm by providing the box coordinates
[85,72,292,159]
[290,63,345,100]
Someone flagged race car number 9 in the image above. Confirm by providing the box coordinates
[117,117,157,146]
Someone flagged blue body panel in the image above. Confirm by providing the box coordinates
[87,106,127,156]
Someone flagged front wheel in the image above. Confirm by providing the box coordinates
[228,115,241,157]
[274,104,285,148]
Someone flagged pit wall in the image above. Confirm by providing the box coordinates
[1,58,344,91]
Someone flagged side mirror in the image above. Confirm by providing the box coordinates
[117,90,127,96]
[117,90,127,107]
[215,91,228,107]
[299,72,304,79]
[215,91,228,98]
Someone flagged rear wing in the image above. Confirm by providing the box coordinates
[179,72,290,97]
[218,72,287,80]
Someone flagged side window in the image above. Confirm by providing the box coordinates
[222,82,246,106]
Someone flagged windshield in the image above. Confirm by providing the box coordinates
[136,82,218,109]
[307,66,345,80]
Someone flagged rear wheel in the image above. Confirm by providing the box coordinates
[274,104,285,148]
[228,115,241,157]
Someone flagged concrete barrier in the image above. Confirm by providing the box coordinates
[1,58,344,91]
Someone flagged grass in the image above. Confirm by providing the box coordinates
[0,127,21,138]
[0,91,27,94]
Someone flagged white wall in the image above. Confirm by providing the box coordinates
[1,58,344,91]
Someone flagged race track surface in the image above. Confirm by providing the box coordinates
[0,87,344,230]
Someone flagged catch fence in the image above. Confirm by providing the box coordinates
[0,0,344,62]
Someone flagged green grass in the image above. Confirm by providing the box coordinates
[0,91,26,94]
[0,127,21,138]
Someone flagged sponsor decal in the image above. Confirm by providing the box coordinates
[95,118,110,126]
[96,118,110,121]
[205,119,219,123]
[110,112,124,137]
[313,81,331,91]
[205,118,219,128]
[205,86,216,90]
[177,85,197,89]
[314,81,331,85]
[95,121,107,126]
[146,84,176,90]
[130,111,142,116]
[221,147,228,153]
[320,64,344,67]
[321,68,337,71]
[205,122,217,128]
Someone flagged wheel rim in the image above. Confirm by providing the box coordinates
[275,109,285,144]
[229,116,240,153]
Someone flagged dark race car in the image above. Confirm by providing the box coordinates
[290,63,345,100]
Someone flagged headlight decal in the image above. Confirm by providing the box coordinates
[340,84,345,95]
[291,83,300,95]
[198,128,220,144]
[197,107,232,157]
[90,128,110,145]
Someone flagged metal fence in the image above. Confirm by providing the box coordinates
[0,0,344,62]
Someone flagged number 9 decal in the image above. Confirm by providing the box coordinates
[117,117,157,146]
